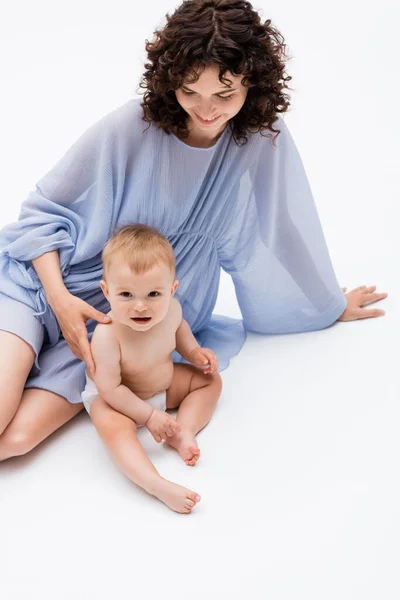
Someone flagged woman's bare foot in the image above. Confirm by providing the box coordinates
[150,478,201,513]
[164,428,200,466]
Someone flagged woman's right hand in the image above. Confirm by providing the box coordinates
[50,292,111,373]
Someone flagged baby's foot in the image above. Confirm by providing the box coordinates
[151,478,201,514]
[165,428,200,466]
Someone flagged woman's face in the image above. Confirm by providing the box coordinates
[175,65,249,136]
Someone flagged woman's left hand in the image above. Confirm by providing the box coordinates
[338,285,388,321]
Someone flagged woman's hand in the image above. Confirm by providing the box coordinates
[338,285,388,321]
[50,292,111,372]
[188,347,218,374]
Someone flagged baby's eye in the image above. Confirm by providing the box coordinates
[120,292,132,298]
[149,291,160,298]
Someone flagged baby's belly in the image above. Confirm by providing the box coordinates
[120,359,174,400]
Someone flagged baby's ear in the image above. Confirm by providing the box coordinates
[100,279,109,298]
[172,279,179,295]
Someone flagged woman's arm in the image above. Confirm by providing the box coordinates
[32,249,111,372]
[31,250,69,307]
[218,116,347,334]
[0,110,120,276]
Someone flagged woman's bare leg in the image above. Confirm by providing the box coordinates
[0,331,36,435]
[0,387,83,461]
[90,395,201,514]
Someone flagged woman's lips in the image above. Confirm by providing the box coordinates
[194,113,221,125]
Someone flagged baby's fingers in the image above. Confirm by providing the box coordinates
[210,355,218,372]
[205,359,218,374]
[171,420,181,434]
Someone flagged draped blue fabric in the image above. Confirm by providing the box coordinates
[0,96,346,372]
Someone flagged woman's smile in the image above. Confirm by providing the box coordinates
[194,113,221,125]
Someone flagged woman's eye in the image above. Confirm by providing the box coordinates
[181,90,233,101]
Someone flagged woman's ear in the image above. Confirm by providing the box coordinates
[100,279,109,300]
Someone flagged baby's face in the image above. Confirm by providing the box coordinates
[100,262,178,332]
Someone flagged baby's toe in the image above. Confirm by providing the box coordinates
[185,499,195,508]
[188,491,201,503]
[186,447,200,466]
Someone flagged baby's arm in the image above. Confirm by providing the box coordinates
[89,326,153,425]
[175,303,201,363]
[175,305,218,373]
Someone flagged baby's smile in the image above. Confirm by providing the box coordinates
[131,317,152,324]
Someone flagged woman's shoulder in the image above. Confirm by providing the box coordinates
[100,96,147,133]
[244,115,287,147]
[82,96,148,147]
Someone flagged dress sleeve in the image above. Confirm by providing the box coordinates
[217,116,347,334]
[0,112,119,283]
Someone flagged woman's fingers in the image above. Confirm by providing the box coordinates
[361,292,388,306]
[79,336,95,372]
[355,308,386,319]
[91,310,111,324]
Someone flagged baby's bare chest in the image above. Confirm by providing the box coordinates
[119,322,177,396]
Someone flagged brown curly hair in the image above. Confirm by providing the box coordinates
[137,0,293,146]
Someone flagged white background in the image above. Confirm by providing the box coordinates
[0,1,398,599]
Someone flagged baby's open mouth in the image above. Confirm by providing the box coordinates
[131,317,151,324]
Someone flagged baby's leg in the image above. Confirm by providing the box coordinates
[89,395,200,514]
[165,364,222,465]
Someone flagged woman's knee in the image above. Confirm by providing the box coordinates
[0,331,37,435]
[0,388,83,460]
[0,427,35,460]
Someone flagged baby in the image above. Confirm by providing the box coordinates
[81,224,222,514]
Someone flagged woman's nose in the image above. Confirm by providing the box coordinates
[198,101,217,118]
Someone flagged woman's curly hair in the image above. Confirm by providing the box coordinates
[137,0,293,146]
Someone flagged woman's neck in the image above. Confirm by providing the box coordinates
[176,119,228,148]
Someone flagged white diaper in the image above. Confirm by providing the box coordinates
[81,372,167,424]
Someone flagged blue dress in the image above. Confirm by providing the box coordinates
[0,96,346,404]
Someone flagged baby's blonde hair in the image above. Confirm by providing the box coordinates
[102,224,176,280]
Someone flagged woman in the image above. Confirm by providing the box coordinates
[0,0,387,460]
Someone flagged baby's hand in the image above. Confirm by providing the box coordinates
[188,347,218,374]
[145,409,181,443]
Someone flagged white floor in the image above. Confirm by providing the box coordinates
[0,1,399,598]
[0,262,397,600]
